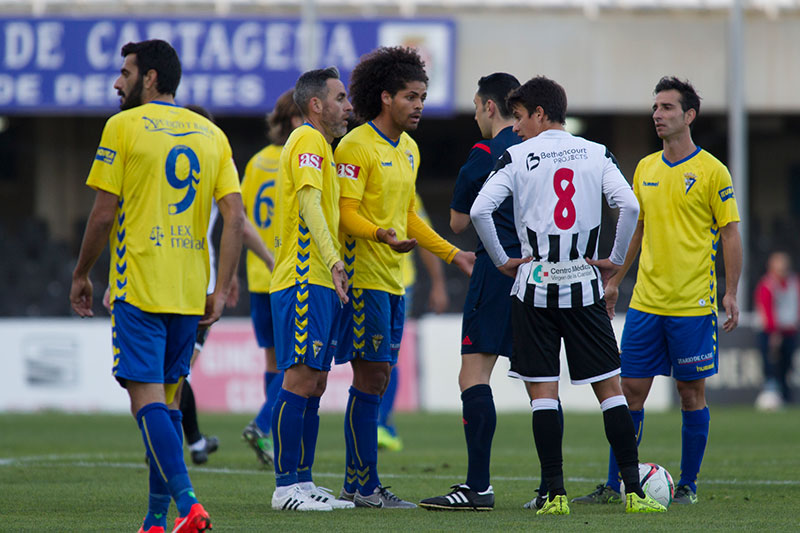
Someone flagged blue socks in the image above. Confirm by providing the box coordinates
[378,366,399,436]
[679,407,710,492]
[142,410,183,530]
[606,408,644,492]
[461,384,496,493]
[257,371,283,434]
[272,388,308,487]
[136,403,197,517]
[344,386,381,495]
[298,396,320,483]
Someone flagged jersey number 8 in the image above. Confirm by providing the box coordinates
[553,168,576,230]
[166,145,201,215]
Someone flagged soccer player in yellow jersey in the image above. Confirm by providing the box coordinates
[69,40,243,533]
[268,67,355,512]
[241,89,304,467]
[334,47,475,508]
[574,77,742,506]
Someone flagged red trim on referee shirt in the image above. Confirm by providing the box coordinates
[472,143,491,154]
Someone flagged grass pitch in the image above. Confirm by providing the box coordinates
[2,407,797,531]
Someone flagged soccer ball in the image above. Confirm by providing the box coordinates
[621,462,674,508]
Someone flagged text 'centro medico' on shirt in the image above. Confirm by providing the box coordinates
[86,102,240,315]
[241,143,280,293]
[335,122,420,295]
[270,124,341,293]
[630,148,740,316]
[472,129,639,309]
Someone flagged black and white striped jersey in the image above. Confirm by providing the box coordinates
[470,129,639,309]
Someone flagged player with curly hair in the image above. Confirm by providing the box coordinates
[333,46,475,508]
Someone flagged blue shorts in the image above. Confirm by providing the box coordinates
[335,288,404,366]
[620,308,718,381]
[271,284,341,372]
[111,301,200,385]
[250,292,275,349]
[461,251,517,357]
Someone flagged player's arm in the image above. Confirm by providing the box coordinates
[298,185,348,304]
[710,165,742,332]
[419,246,449,313]
[720,221,742,332]
[70,189,119,317]
[470,152,530,279]
[450,211,471,234]
[339,197,416,253]
[201,191,245,326]
[407,196,474,276]
[587,152,640,289]
[243,217,275,271]
[450,143,492,234]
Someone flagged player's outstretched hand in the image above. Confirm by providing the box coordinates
[200,293,225,327]
[331,260,350,305]
[376,227,417,253]
[70,275,94,317]
[585,257,621,288]
[498,256,532,279]
[453,250,477,276]
[722,292,739,332]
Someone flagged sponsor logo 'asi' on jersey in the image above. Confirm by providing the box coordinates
[299,153,323,170]
[337,163,360,180]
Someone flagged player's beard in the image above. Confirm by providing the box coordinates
[322,105,348,139]
[119,76,144,110]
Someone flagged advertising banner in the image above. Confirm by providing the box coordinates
[0,17,455,114]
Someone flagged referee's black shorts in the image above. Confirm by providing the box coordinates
[509,297,620,384]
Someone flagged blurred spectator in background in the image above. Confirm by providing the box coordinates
[754,251,798,410]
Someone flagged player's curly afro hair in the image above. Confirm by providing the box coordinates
[348,46,429,122]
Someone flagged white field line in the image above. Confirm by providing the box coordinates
[1,454,799,486]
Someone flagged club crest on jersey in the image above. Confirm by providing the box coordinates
[684,172,697,194]
[298,153,323,170]
[526,153,540,171]
[371,334,384,352]
[337,163,360,180]
[312,340,324,357]
[406,150,415,171]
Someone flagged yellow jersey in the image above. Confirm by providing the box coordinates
[630,148,740,316]
[86,102,240,315]
[335,122,420,295]
[270,124,341,293]
[241,144,280,293]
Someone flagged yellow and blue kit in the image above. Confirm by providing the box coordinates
[270,124,342,371]
[242,144,280,349]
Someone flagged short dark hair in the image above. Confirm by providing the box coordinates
[184,104,214,123]
[506,76,567,125]
[476,73,520,119]
[268,89,302,145]
[294,67,340,117]
[120,40,181,96]
[349,46,429,122]
[654,76,701,116]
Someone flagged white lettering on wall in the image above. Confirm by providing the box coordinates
[4,22,35,69]
[36,22,64,69]
[86,21,114,69]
